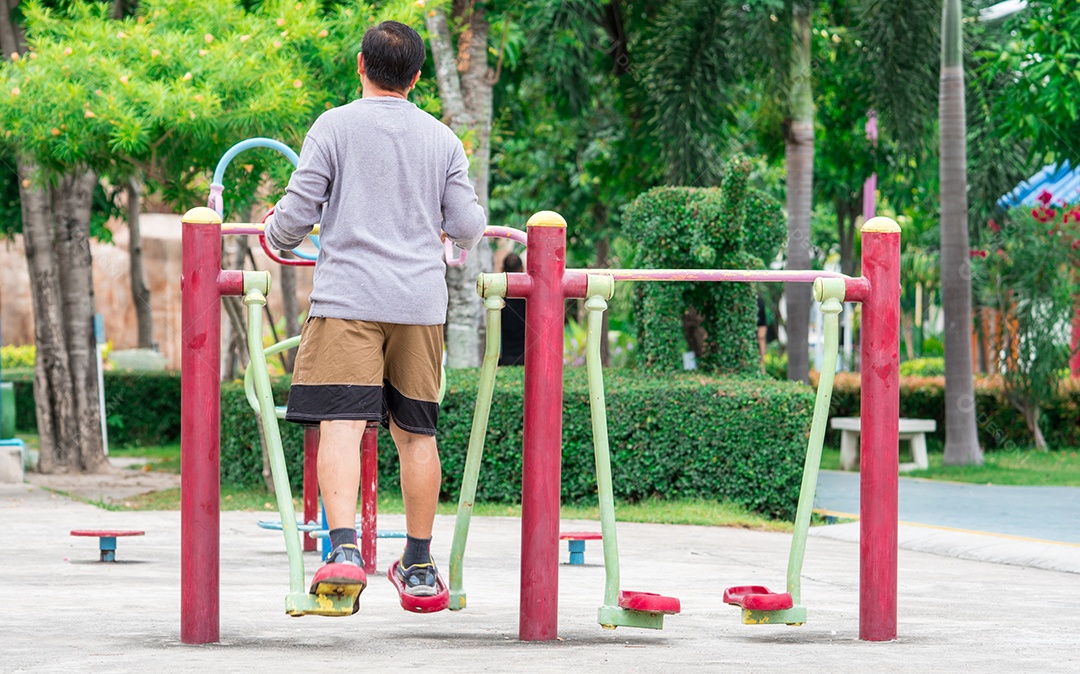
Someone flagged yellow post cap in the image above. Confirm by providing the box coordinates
[526,211,567,228]
[183,207,223,225]
[861,216,900,233]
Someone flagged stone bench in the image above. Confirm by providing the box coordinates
[831,417,936,472]
[0,438,25,483]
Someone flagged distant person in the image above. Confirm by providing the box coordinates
[757,295,768,360]
[499,253,526,366]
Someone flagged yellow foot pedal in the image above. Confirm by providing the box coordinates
[286,590,361,617]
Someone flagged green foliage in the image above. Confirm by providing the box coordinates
[972,206,1080,435]
[988,0,1080,162]
[1,345,36,369]
[0,368,181,445]
[764,349,787,381]
[1,369,35,431]
[898,357,945,377]
[102,370,183,446]
[216,368,815,520]
[0,0,426,214]
[623,155,784,375]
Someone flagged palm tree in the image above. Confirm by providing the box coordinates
[938,0,983,465]
[857,0,983,465]
[784,3,815,383]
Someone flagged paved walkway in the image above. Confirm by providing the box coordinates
[3,482,1080,672]
[814,470,1080,574]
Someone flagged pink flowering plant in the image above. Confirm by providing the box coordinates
[971,195,1080,449]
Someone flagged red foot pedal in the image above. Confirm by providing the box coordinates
[723,585,794,611]
[387,560,450,613]
[618,590,681,614]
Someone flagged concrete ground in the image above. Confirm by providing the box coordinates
[2,482,1079,673]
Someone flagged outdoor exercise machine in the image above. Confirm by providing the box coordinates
[179,141,900,643]
[444,211,900,642]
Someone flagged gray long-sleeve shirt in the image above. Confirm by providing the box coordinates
[265,97,487,325]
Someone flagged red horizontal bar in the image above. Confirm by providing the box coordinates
[217,270,245,296]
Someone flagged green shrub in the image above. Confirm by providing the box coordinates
[623,155,785,376]
[0,368,181,446]
[898,357,945,377]
[103,371,182,446]
[219,368,816,520]
[1,368,36,432]
[764,350,787,381]
[1,345,35,369]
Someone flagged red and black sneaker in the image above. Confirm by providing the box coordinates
[309,544,367,613]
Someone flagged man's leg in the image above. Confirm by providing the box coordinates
[388,417,440,539]
[318,419,366,531]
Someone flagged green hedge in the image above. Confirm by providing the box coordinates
[825,373,1080,450]
[219,368,816,520]
[0,368,182,447]
[898,358,945,377]
[2,368,35,432]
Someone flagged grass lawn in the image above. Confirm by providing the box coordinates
[110,442,181,473]
[821,445,1080,486]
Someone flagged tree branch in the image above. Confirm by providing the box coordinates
[425,8,467,128]
[0,0,26,57]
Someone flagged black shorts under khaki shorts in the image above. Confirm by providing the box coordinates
[284,317,443,436]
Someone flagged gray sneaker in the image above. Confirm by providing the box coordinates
[395,557,439,597]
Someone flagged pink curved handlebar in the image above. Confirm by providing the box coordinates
[446,226,528,267]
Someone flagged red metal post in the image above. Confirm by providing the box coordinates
[858,216,901,641]
[180,207,227,644]
[360,425,379,572]
[515,211,570,641]
[302,426,319,552]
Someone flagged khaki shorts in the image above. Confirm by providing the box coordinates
[284,317,443,435]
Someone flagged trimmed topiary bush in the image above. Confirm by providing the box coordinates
[623,155,785,376]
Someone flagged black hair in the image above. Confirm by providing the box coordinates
[360,21,425,93]
[502,253,523,273]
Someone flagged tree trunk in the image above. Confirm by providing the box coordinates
[19,159,78,474]
[278,250,300,372]
[939,0,983,466]
[127,177,153,348]
[596,237,611,366]
[1022,404,1047,452]
[784,6,814,384]
[53,170,108,472]
[427,2,494,368]
[0,0,25,57]
[20,160,108,474]
[838,199,858,277]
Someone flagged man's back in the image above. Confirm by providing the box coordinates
[267,97,486,325]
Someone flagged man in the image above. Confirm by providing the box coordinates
[498,253,526,366]
[265,20,486,612]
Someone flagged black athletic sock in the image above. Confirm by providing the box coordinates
[402,535,432,568]
[329,527,358,551]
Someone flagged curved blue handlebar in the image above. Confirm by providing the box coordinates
[212,137,299,186]
[209,138,318,261]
